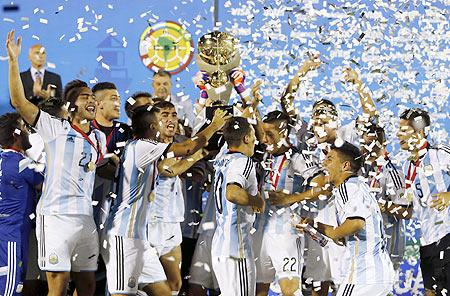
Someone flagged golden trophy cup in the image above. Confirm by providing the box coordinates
[195,31,242,103]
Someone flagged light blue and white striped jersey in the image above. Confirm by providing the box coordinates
[334,176,394,285]
[255,148,320,234]
[402,143,450,246]
[314,123,361,226]
[105,139,169,239]
[365,155,409,264]
[148,174,184,222]
[33,110,106,216]
[211,152,258,259]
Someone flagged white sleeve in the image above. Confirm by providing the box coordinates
[292,152,320,181]
[135,140,170,169]
[33,110,66,142]
[437,144,450,173]
[226,157,254,189]
[341,183,371,221]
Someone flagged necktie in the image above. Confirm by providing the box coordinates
[35,71,42,83]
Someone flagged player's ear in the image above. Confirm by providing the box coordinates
[243,134,250,145]
[342,160,352,172]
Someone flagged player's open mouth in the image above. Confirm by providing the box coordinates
[86,105,96,113]
[167,123,175,130]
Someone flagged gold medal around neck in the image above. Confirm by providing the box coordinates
[84,161,96,172]
[406,191,414,203]
[148,191,156,202]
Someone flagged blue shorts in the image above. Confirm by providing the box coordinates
[0,240,25,296]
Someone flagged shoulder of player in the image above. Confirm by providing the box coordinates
[230,154,254,178]
[337,177,362,204]
[289,148,316,169]
[430,143,450,157]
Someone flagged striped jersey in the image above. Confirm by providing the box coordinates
[334,176,394,285]
[365,155,409,263]
[256,147,320,234]
[402,143,450,246]
[33,110,106,216]
[148,174,184,223]
[105,139,169,239]
[314,121,361,226]
[211,152,258,259]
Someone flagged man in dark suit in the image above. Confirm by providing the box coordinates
[20,44,62,105]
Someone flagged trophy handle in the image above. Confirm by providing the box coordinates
[195,53,242,104]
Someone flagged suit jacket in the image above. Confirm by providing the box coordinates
[20,68,62,105]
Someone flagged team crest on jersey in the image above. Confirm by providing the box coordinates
[49,253,59,264]
[67,136,75,143]
[128,276,136,288]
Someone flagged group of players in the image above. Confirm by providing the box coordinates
[1,29,449,296]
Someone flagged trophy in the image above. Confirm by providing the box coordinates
[195,31,250,104]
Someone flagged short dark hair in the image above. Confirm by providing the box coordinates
[312,99,337,117]
[125,91,153,119]
[363,123,386,145]
[330,142,363,173]
[92,82,117,93]
[0,113,21,148]
[131,105,159,139]
[153,100,175,110]
[153,70,171,78]
[263,110,291,132]
[63,79,88,112]
[223,117,252,147]
[400,108,430,132]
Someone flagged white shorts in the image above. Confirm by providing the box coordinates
[188,232,218,289]
[255,231,304,284]
[212,256,255,296]
[303,236,345,284]
[336,283,392,296]
[36,214,98,272]
[138,244,167,285]
[101,235,146,294]
[147,222,182,256]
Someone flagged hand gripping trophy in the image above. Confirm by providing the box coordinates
[193,31,251,105]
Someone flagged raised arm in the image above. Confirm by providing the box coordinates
[280,55,321,118]
[169,109,230,157]
[158,148,207,178]
[343,67,378,120]
[6,30,39,125]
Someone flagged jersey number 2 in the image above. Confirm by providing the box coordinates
[282,257,297,272]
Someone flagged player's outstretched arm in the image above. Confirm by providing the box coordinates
[158,148,207,178]
[280,55,321,118]
[169,109,231,157]
[268,173,332,205]
[6,30,39,126]
[319,218,365,240]
[379,201,413,219]
[226,184,264,212]
[343,67,377,121]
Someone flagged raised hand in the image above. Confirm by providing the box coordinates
[300,54,321,73]
[6,30,22,61]
[343,67,361,84]
[210,109,232,130]
[250,80,263,107]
